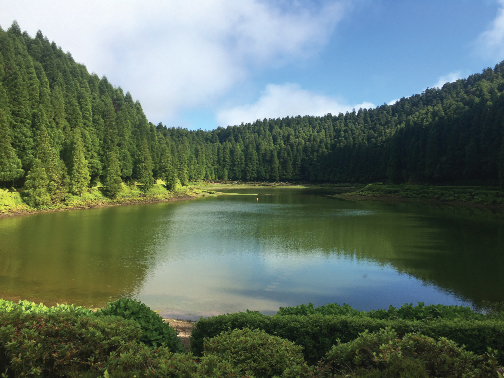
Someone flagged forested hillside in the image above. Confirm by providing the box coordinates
[1,22,504,207]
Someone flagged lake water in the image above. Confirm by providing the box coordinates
[1,188,503,320]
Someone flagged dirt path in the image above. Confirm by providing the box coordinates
[164,318,195,352]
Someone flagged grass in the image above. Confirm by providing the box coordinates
[0,181,198,216]
[0,188,32,213]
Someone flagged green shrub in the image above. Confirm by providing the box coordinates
[277,302,485,321]
[105,345,247,378]
[0,307,244,378]
[282,358,429,378]
[322,328,498,377]
[277,302,365,317]
[203,328,304,377]
[0,309,142,377]
[190,311,504,365]
[0,298,93,316]
[95,298,185,353]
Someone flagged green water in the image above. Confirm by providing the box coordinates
[1,188,503,319]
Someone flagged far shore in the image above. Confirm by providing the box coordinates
[0,193,199,220]
[2,181,503,220]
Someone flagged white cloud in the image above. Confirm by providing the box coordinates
[216,83,375,126]
[0,0,347,125]
[432,71,463,89]
[388,99,399,106]
[475,0,504,60]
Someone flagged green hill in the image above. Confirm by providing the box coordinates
[1,21,504,208]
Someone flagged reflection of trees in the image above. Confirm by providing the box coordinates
[249,196,504,306]
[1,193,503,310]
[0,204,169,307]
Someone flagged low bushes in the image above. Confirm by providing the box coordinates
[190,311,504,365]
[203,328,305,377]
[1,299,503,376]
[0,300,246,377]
[95,298,186,353]
[0,298,92,316]
[277,302,487,321]
[320,328,498,377]
[0,308,142,376]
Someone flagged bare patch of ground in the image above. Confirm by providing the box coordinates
[164,318,195,352]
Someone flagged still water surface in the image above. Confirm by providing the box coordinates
[1,188,503,319]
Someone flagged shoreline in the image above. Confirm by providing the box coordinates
[335,192,504,213]
[0,192,200,219]
[5,182,502,219]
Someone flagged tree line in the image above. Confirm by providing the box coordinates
[1,22,504,207]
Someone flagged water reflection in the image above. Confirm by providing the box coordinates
[1,189,503,319]
[0,205,167,307]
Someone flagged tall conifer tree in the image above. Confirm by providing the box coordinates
[136,139,154,191]
[34,113,66,201]
[24,158,50,207]
[69,128,90,195]
[102,149,122,197]
[0,108,24,185]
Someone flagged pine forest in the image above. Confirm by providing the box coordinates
[1,22,504,208]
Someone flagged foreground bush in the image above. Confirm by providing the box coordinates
[95,344,246,377]
[0,304,246,377]
[203,328,305,377]
[95,298,185,353]
[190,311,504,364]
[0,309,142,376]
[322,328,498,378]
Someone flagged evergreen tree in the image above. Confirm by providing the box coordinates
[102,149,122,197]
[4,58,34,169]
[136,139,154,191]
[34,108,66,201]
[245,142,258,181]
[69,128,90,195]
[157,140,176,187]
[0,108,24,185]
[177,144,189,186]
[24,158,51,207]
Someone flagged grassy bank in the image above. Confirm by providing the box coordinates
[337,183,504,210]
[0,181,204,217]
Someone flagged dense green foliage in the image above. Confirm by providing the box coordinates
[190,310,504,365]
[2,22,504,209]
[0,298,92,316]
[95,298,185,353]
[203,328,305,377]
[0,308,143,376]
[0,299,246,377]
[277,302,487,321]
[320,328,498,377]
[1,299,503,377]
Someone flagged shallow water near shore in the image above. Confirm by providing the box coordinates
[1,187,503,320]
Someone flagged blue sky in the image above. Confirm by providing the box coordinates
[1,0,504,130]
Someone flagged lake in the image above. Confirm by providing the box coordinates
[1,187,503,320]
